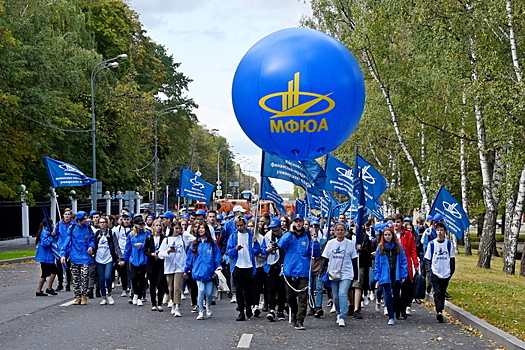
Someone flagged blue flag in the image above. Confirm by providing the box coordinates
[352,151,369,245]
[295,198,306,217]
[429,186,470,239]
[262,152,326,196]
[367,199,385,221]
[356,154,387,208]
[44,156,97,188]
[260,177,286,215]
[178,168,215,205]
[324,154,354,199]
[306,192,323,210]
[320,191,338,218]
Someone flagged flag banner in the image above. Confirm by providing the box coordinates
[260,177,286,214]
[320,191,338,218]
[356,154,387,207]
[295,198,306,217]
[306,192,323,210]
[262,152,325,196]
[367,199,385,221]
[352,151,370,245]
[332,201,351,218]
[324,154,354,199]
[178,168,215,205]
[44,156,97,188]
[429,186,470,239]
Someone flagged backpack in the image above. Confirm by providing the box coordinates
[413,271,426,300]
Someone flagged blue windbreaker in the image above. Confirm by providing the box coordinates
[59,221,95,265]
[278,229,321,278]
[123,229,149,266]
[35,227,55,264]
[184,238,222,281]
[226,228,261,275]
[54,219,73,249]
[373,244,408,285]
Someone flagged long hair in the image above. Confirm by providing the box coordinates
[152,218,163,236]
[379,227,401,255]
[35,219,51,246]
[191,223,213,256]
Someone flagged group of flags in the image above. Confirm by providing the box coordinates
[43,149,470,240]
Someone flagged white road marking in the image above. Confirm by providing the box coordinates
[60,299,77,307]
[237,333,253,348]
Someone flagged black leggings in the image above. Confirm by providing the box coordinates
[129,264,147,299]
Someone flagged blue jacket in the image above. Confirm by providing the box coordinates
[184,238,222,281]
[54,219,73,249]
[59,221,95,265]
[123,229,149,266]
[373,245,408,285]
[226,229,262,276]
[35,227,55,264]
[278,229,321,278]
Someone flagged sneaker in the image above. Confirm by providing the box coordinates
[384,307,388,316]
[369,291,375,301]
[336,314,341,324]
[253,306,261,318]
[158,306,163,312]
[128,297,133,304]
[246,308,253,319]
[400,312,408,320]
[73,298,81,305]
[230,295,237,303]
[388,318,395,325]
[56,284,64,292]
[162,294,170,305]
[406,306,411,315]
[191,305,199,313]
[171,306,176,315]
[107,296,115,305]
[445,292,452,299]
[364,295,369,306]
[65,285,71,292]
[375,301,381,312]
[151,306,158,311]
[236,313,246,321]
[121,291,127,297]
[277,312,286,321]
[313,308,324,318]
[36,291,48,296]
[137,299,143,306]
[45,288,58,296]
[267,310,276,322]
[330,305,336,313]
[173,307,181,317]
[436,313,444,323]
[132,295,138,305]
[294,321,305,330]
[338,318,346,327]
[168,301,174,308]
[81,296,88,305]
[100,299,107,305]
[196,311,204,320]
[347,308,354,316]
[353,310,363,319]
[181,294,186,300]
[206,306,212,318]
[327,300,333,307]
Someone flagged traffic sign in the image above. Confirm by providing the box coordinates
[216,190,223,197]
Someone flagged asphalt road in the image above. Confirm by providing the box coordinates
[0,261,501,350]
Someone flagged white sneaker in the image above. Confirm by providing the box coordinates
[162,294,170,305]
[336,314,341,324]
[121,290,127,297]
[375,301,381,312]
[107,296,115,305]
[137,299,143,306]
[369,291,375,301]
[100,299,107,305]
[384,307,388,316]
[168,301,173,308]
[364,295,369,306]
[206,306,212,318]
[181,294,186,300]
[230,295,237,303]
[132,295,138,305]
[388,318,395,325]
[338,318,345,327]
[184,287,189,295]
[330,305,336,313]
[196,311,204,320]
[174,306,181,317]
[406,306,411,315]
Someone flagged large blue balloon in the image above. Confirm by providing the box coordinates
[232,27,365,161]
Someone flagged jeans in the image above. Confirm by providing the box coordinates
[331,279,352,319]
[196,280,214,312]
[96,262,113,297]
[382,282,402,320]
[311,274,324,309]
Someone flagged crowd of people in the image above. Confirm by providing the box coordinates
[34,205,456,329]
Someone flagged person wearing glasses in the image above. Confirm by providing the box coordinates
[93,217,124,305]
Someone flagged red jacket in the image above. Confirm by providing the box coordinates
[397,230,419,280]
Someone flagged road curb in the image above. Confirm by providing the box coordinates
[427,293,525,350]
[0,256,35,266]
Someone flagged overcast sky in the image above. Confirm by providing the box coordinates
[127,0,313,194]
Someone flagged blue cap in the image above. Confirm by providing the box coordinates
[160,211,175,220]
[89,210,97,217]
[433,213,444,222]
[193,209,206,216]
[292,214,304,221]
[146,215,155,220]
[244,214,250,220]
[268,218,281,228]
[133,213,142,218]
[121,211,132,218]
[76,211,88,220]
[311,220,320,226]
[221,219,228,225]
[403,217,412,222]
[217,214,224,220]
[181,213,190,219]
[426,215,433,221]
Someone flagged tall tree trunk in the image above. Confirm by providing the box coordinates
[503,162,525,274]
[362,48,430,215]
[460,117,471,255]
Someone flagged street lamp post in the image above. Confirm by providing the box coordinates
[90,54,127,210]
[153,106,180,216]
[217,146,232,199]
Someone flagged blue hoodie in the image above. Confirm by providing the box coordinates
[54,219,73,249]
[59,221,95,265]
[35,227,55,264]
[184,238,221,281]
[373,243,408,285]
[123,229,149,266]
[278,229,321,278]
[226,228,262,276]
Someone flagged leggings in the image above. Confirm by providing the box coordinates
[129,264,147,299]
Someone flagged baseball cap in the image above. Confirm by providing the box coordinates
[292,214,304,221]
[403,217,413,222]
[121,211,132,218]
[133,216,145,226]
[268,218,281,228]
[76,211,88,220]
[193,209,206,216]
[232,205,246,213]
[159,211,175,220]
[433,213,444,222]
[181,213,190,219]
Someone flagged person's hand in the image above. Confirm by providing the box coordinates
[87,247,93,255]
[183,273,188,280]
[401,278,405,283]
[118,261,125,266]
[356,244,362,250]
[236,245,243,251]
[169,247,175,252]
[151,253,157,258]
[60,256,66,264]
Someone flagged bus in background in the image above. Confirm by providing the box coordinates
[253,200,281,217]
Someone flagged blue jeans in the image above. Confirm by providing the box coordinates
[96,262,113,297]
[196,280,214,312]
[331,279,352,319]
[382,282,401,319]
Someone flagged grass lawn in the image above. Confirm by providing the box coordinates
[0,249,36,261]
[448,248,525,342]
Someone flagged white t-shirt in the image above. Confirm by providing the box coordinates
[96,234,113,265]
[235,232,253,269]
[322,238,357,280]
[424,239,455,279]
